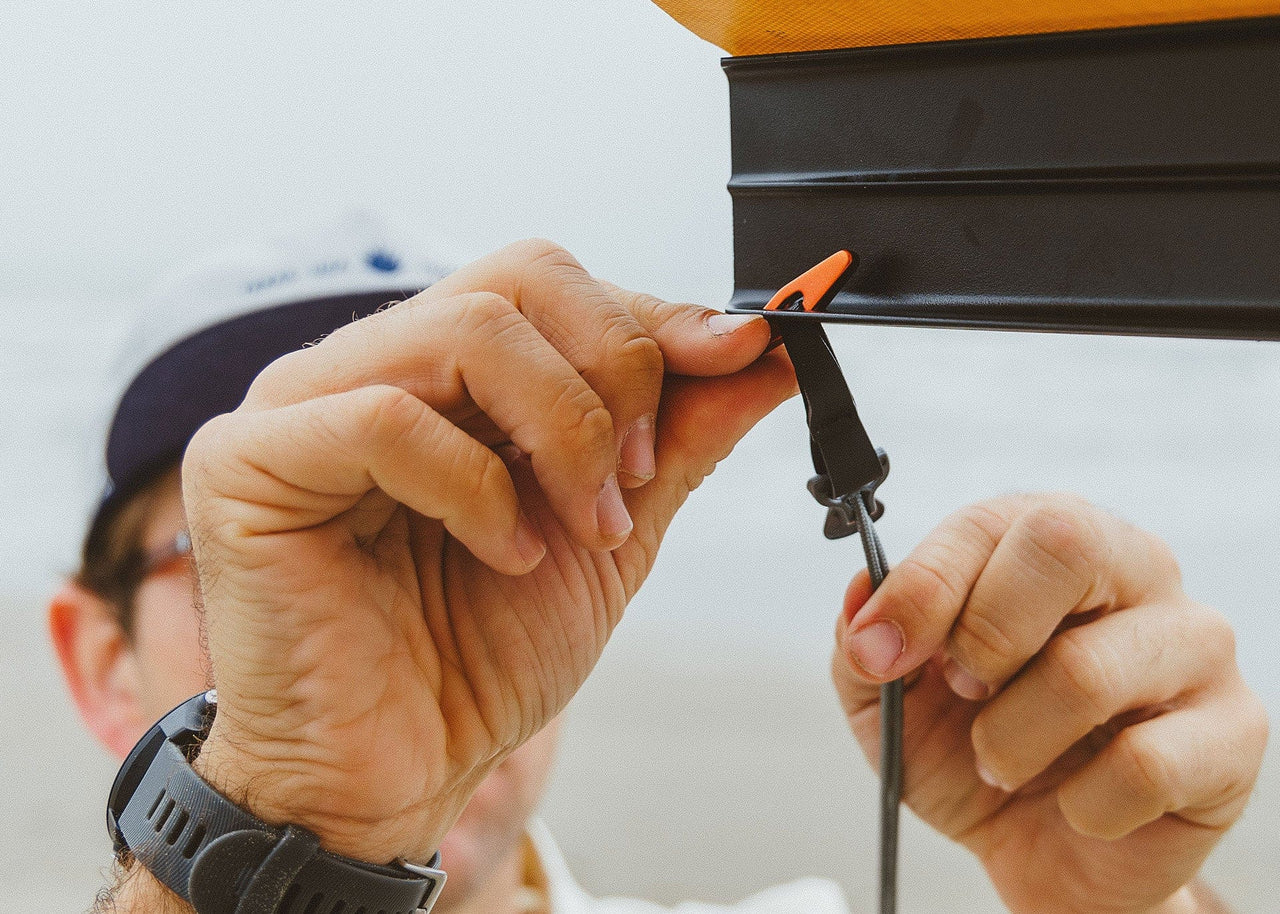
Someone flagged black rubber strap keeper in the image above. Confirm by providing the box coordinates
[109,691,446,914]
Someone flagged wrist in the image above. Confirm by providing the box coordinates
[109,692,448,914]
[107,862,191,914]
[192,716,463,867]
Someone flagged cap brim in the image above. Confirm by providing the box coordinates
[88,289,409,548]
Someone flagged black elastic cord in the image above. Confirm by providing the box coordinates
[853,495,901,914]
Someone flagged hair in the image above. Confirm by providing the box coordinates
[76,462,182,638]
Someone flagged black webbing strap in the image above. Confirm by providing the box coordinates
[772,317,902,914]
[779,321,884,505]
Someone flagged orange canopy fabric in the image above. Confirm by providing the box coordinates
[651,0,1280,54]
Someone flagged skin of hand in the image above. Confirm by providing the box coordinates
[832,494,1269,914]
[61,466,559,913]
[178,239,796,868]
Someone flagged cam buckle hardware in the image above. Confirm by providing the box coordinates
[807,448,890,539]
[762,249,887,538]
[764,250,857,314]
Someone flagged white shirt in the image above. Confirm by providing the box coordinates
[529,821,852,914]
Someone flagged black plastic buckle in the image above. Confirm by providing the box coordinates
[807,448,890,539]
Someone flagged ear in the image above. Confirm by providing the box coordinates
[48,581,150,759]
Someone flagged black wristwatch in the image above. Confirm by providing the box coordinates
[108,690,446,914]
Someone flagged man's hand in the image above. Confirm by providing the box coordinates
[181,239,795,866]
[832,494,1268,914]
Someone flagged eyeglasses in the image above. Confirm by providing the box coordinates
[139,530,194,580]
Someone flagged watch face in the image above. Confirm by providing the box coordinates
[107,723,167,853]
[107,691,216,854]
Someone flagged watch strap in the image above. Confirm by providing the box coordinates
[112,694,445,914]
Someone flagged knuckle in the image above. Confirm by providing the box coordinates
[1186,603,1237,667]
[181,414,253,535]
[1188,694,1270,824]
[1112,728,1175,806]
[243,348,312,404]
[1143,530,1183,585]
[605,326,664,386]
[559,309,663,395]
[362,385,428,445]
[509,237,571,267]
[549,384,614,457]
[455,446,510,508]
[950,501,1013,545]
[1245,694,1271,761]
[1023,501,1095,564]
[184,412,235,463]
[1220,702,1269,808]
[951,607,1021,677]
[182,415,237,506]
[525,238,579,274]
[680,452,720,497]
[455,291,520,335]
[1043,629,1117,724]
[510,238,588,294]
[886,557,965,632]
[615,287,671,325]
[1018,500,1105,589]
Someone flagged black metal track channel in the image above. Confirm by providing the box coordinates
[723,16,1280,340]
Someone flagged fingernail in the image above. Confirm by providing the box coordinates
[514,512,546,569]
[943,658,990,701]
[596,474,633,544]
[619,415,656,483]
[707,312,763,337]
[495,442,526,463]
[976,763,1010,792]
[847,620,904,678]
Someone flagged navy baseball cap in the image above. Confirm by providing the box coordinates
[85,214,454,552]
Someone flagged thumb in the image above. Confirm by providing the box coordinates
[601,282,774,377]
[611,349,796,595]
[832,569,888,712]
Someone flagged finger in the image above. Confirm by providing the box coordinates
[597,281,773,377]
[829,571,892,710]
[186,385,545,577]
[610,349,797,597]
[421,240,772,379]
[840,496,1182,696]
[244,293,632,549]
[252,241,773,486]
[837,499,1009,687]
[945,499,1183,698]
[1056,687,1268,840]
[420,240,777,484]
[830,574,941,721]
[411,241,663,485]
[970,601,1235,792]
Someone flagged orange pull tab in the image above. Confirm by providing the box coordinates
[764,250,857,313]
